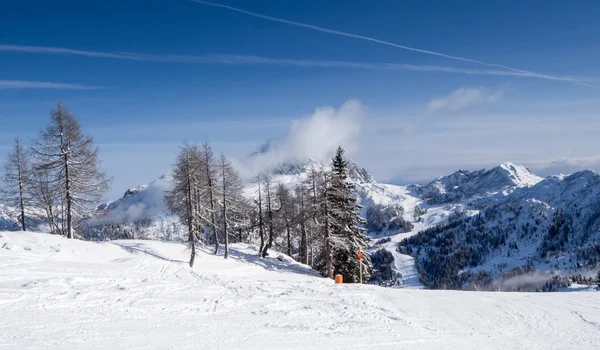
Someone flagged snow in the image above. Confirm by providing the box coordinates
[2,231,598,349]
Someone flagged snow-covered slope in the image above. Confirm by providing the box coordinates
[1,231,599,349]
[400,169,600,290]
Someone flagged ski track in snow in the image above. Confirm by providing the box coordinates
[1,232,599,349]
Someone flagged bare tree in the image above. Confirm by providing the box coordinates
[31,168,62,234]
[276,183,293,256]
[165,143,203,266]
[1,137,32,231]
[201,142,219,254]
[217,154,244,259]
[294,183,309,264]
[256,175,265,256]
[261,175,275,258]
[31,102,110,239]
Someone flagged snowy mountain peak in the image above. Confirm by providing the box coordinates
[415,162,542,205]
[496,162,542,187]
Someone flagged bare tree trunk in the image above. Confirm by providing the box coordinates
[222,158,229,259]
[257,176,265,257]
[203,144,219,255]
[186,154,196,267]
[323,172,333,279]
[15,140,27,231]
[62,135,73,239]
[262,178,274,258]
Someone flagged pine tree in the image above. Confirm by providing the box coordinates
[32,102,110,239]
[1,137,32,231]
[327,146,373,283]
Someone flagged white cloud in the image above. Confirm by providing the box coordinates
[425,87,503,115]
[239,100,364,176]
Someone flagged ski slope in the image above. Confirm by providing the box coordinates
[1,232,599,349]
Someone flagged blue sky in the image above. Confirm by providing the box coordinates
[1,0,600,199]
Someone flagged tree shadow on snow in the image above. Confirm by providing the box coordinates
[224,245,322,278]
[110,242,187,264]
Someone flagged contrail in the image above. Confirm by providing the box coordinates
[190,0,588,86]
[0,80,99,89]
[0,44,594,86]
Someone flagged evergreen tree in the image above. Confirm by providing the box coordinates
[327,146,373,283]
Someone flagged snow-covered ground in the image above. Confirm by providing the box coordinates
[1,232,599,349]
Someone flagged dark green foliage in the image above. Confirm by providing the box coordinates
[365,203,413,234]
[369,249,397,286]
[328,146,373,283]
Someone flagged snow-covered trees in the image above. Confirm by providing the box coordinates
[31,102,110,238]
[1,137,32,231]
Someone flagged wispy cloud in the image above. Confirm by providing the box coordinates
[1,44,592,83]
[0,80,99,89]
[425,87,503,115]
[190,0,593,87]
[526,156,600,177]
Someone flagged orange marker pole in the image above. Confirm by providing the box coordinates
[335,274,343,284]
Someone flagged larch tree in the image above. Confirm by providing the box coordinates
[276,183,293,256]
[31,168,62,234]
[261,175,275,258]
[165,143,204,267]
[256,174,265,256]
[1,137,32,231]
[201,142,219,255]
[294,182,310,264]
[32,102,110,239]
[217,154,244,259]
